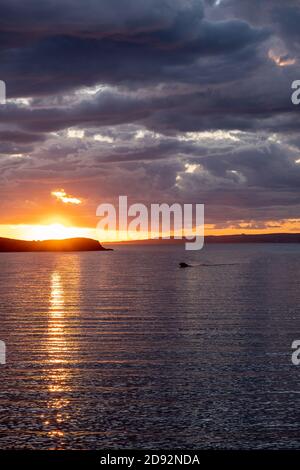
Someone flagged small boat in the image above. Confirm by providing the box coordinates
[179,262,191,268]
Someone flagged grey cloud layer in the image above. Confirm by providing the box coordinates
[0,0,299,227]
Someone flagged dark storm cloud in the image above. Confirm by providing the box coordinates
[0,0,267,97]
[272,4,300,53]
[199,143,300,191]
[0,142,31,155]
[0,0,203,37]
[0,130,45,143]
[95,138,210,163]
[219,0,300,49]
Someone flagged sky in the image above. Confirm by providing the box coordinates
[0,0,300,240]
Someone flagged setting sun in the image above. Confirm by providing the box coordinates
[26,223,98,241]
[31,223,77,240]
[0,223,97,241]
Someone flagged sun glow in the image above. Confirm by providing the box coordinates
[0,223,97,241]
[31,223,82,240]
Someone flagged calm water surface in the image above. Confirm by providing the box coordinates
[0,244,300,449]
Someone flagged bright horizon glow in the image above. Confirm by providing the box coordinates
[0,218,299,243]
[0,224,97,241]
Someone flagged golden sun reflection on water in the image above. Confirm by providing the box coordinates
[43,269,78,444]
[48,272,69,364]
[50,272,64,312]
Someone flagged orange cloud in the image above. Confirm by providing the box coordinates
[268,49,296,67]
[51,189,82,205]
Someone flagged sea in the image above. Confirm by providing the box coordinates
[0,243,299,449]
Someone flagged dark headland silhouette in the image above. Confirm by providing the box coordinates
[112,233,300,245]
[0,237,112,252]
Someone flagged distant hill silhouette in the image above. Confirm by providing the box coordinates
[0,237,112,252]
[206,233,300,244]
[111,233,300,245]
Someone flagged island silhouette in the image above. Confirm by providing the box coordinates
[0,237,112,252]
